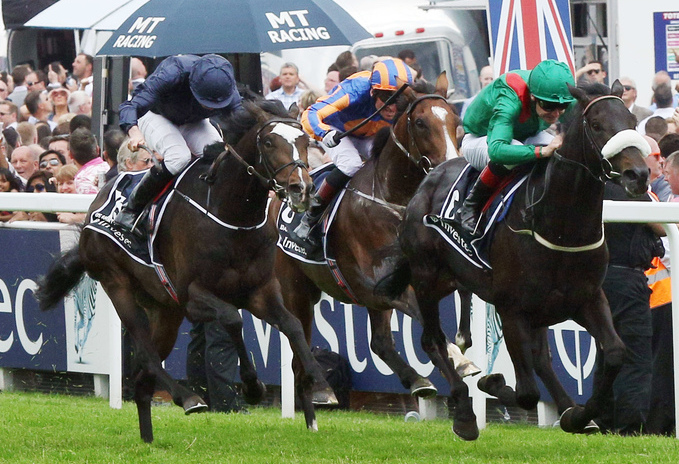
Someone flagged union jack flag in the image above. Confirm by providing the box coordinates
[488,0,575,76]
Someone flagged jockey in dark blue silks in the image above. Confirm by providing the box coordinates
[115,54,243,233]
[292,58,414,246]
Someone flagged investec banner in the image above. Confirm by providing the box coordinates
[0,227,595,402]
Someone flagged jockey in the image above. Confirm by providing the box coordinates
[453,59,576,236]
[293,58,414,246]
[115,54,243,232]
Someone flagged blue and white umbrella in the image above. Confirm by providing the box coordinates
[97,0,371,56]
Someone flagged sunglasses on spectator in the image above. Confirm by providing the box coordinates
[140,157,154,165]
[536,98,570,112]
[26,81,36,87]
[623,85,635,91]
[587,69,601,75]
[28,183,45,192]
[40,159,61,168]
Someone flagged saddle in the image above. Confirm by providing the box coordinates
[424,164,529,270]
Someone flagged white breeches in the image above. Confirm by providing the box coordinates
[461,131,555,170]
[325,134,374,177]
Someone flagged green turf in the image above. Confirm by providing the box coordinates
[1,391,678,463]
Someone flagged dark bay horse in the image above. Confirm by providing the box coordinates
[272,74,477,421]
[36,100,337,442]
[379,81,651,440]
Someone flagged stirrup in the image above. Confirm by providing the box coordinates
[115,209,144,237]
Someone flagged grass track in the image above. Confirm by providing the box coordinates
[1,391,679,463]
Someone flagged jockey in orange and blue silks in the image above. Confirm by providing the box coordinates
[291,58,414,247]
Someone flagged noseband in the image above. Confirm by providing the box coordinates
[390,94,450,174]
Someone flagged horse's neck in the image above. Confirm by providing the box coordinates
[371,130,425,206]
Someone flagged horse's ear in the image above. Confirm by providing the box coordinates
[288,102,300,120]
[568,83,588,107]
[398,76,416,102]
[610,79,624,98]
[435,71,449,98]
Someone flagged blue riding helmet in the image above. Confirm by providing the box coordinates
[189,54,238,109]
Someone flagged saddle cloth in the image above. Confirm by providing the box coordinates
[83,160,202,302]
[423,163,528,270]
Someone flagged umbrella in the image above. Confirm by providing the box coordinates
[97,0,371,57]
[24,0,150,30]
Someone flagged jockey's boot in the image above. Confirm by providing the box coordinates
[452,162,508,237]
[114,162,174,234]
[291,168,351,247]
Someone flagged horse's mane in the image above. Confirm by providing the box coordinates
[370,80,441,158]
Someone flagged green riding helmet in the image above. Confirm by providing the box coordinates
[528,60,576,103]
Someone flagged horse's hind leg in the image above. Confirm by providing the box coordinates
[560,292,626,434]
[416,290,478,440]
[455,288,473,352]
[368,308,437,398]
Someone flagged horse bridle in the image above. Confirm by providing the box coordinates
[553,94,626,182]
[201,118,308,199]
[389,94,450,174]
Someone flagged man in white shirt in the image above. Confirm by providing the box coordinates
[265,62,304,111]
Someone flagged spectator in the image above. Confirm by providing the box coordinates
[114,54,244,233]
[397,49,418,67]
[645,116,668,142]
[67,90,92,116]
[338,65,358,82]
[649,71,679,110]
[25,90,57,131]
[72,53,94,96]
[39,149,66,175]
[25,170,57,222]
[48,134,70,163]
[69,114,92,132]
[265,62,304,111]
[117,141,155,172]
[47,61,68,90]
[10,145,38,184]
[16,121,38,146]
[129,57,147,93]
[54,164,85,224]
[25,70,47,92]
[7,64,31,107]
[639,83,675,134]
[575,60,606,86]
[659,132,679,159]
[102,128,125,180]
[0,71,13,94]
[644,135,671,201]
[461,65,494,119]
[359,55,378,72]
[268,76,281,93]
[0,166,24,222]
[35,122,52,143]
[323,69,340,94]
[0,100,19,130]
[48,88,70,121]
[334,50,358,70]
[293,58,415,246]
[593,178,665,435]
[0,78,9,101]
[70,128,108,194]
[619,77,652,124]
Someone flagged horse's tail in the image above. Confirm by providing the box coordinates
[373,242,412,300]
[35,246,86,311]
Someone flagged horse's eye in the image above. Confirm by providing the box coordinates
[591,122,602,131]
[415,119,425,128]
[263,139,273,148]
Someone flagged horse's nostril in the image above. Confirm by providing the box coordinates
[287,183,303,195]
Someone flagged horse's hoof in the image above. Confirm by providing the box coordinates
[183,395,208,415]
[477,373,506,396]
[410,378,438,398]
[307,419,319,432]
[456,361,482,378]
[452,419,479,441]
[559,406,591,434]
[243,379,267,405]
[312,387,338,406]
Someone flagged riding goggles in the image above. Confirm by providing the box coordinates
[536,98,570,112]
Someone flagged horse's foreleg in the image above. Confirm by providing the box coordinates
[500,313,541,410]
[416,290,478,440]
[561,291,625,434]
[368,308,437,398]
[455,288,473,352]
[532,327,576,414]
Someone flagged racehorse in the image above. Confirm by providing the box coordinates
[36,100,337,442]
[272,74,477,422]
[377,81,651,440]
